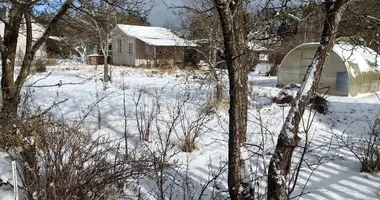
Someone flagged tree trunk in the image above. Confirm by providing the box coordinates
[101,30,109,83]
[104,62,109,82]
[1,4,28,116]
[215,82,223,101]
[1,0,73,116]
[214,0,250,199]
[267,1,350,199]
[209,29,223,102]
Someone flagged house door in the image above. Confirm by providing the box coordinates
[127,41,136,66]
[336,71,349,95]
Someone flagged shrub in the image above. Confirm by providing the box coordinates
[265,64,278,76]
[273,83,329,114]
[45,59,58,66]
[344,119,380,173]
[1,112,150,199]
[177,99,214,153]
[34,59,47,73]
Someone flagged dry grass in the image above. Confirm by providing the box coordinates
[205,99,230,113]
[148,67,181,75]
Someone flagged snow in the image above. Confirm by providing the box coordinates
[248,41,268,51]
[0,63,379,199]
[253,63,272,74]
[297,42,380,77]
[334,42,380,74]
[116,24,196,47]
[0,153,16,200]
[48,35,62,41]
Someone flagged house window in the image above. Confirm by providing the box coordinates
[259,53,268,61]
[116,39,122,53]
[128,42,134,55]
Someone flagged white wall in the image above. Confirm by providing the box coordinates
[112,28,136,66]
[0,21,47,62]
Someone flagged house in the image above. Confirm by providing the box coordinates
[277,42,380,96]
[0,22,51,61]
[248,41,273,73]
[248,41,270,62]
[0,7,61,62]
[112,24,195,67]
[85,43,113,65]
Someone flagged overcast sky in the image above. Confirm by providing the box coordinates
[148,0,183,26]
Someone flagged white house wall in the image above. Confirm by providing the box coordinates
[0,22,47,62]
[112,30,136,66]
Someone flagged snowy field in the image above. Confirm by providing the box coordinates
[1,62,380,199]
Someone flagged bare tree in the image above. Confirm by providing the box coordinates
[57,15,99,63]
[267,0,351,199]
[212,0,251,199]
[0,0,152,118]
[1,0,73,117]
[72,0,152,83]
[181,0,225,102]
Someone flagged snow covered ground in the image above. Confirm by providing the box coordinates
[1,63,380,199]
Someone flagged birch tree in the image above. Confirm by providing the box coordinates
[184,0,225,102]
[210,0,311,198]
[72,1,114,82]
[73,0,152,83]
[267,0,351,199]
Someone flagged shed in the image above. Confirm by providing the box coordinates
[277,42,380,96]
[112,24,195,67]
[248,41,270,62]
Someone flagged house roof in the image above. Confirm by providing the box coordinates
[116,24,195,47]
[248,41,268,51]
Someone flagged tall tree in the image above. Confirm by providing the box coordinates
[73,0,152,83]
[1,0,74,117]
[0,0,152,116]
[267,0,351,199]
[184,0,225,102]
[340,0,380,51]
[213,0,250,199]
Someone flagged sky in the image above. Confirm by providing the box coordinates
[148,0,183,26]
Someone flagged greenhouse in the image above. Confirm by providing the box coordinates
[277,42,380,96]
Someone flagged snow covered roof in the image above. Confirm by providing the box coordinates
[278,42,380,96]
[248,41,268,51]
[48,36,63,41]
[334,43,380,76]
[299,42,380,75]
[116,24,196,47]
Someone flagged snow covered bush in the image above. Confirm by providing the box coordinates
[33,58,47,73]
[133,87,160,143]
[2,113,150,199]
[273,83,328,114]
[177,103,214,152]
[344,118,380,173]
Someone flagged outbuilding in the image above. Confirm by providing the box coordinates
[112,24,195,67]
[277,42,380,96]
